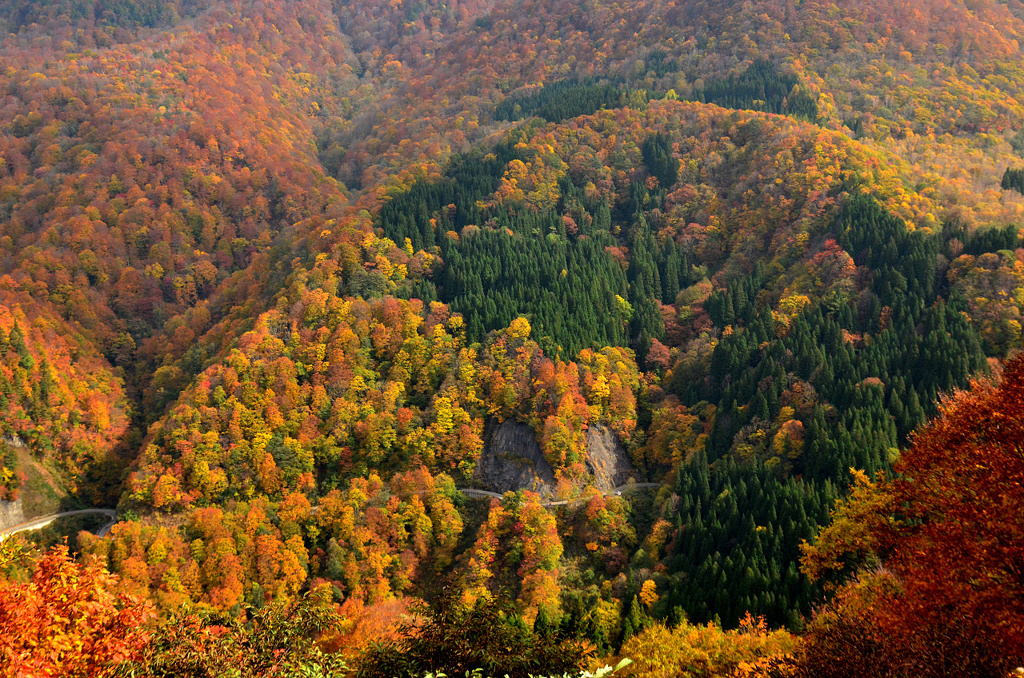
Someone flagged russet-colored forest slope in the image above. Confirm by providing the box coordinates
[0,0,1022,676]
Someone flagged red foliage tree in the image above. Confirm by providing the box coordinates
[799,355,1024,677]
[0,545,154,677]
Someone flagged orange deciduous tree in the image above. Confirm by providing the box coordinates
[0,545,154,678]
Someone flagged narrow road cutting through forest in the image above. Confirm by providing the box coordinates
[461,483,661,506]
[1,485,661,544]
[0,508,118,542]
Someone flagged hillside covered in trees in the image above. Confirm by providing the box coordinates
[0,0,1022,676]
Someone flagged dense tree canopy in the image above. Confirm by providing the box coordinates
[0,0,1022,673]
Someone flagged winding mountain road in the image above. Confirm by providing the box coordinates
[0,508,117,542]
[0,484,661,543]
[461,483,661,506]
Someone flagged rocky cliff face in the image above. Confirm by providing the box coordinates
[472,419,639,497]
[1,435,27,529]
[472,419,558,500]
[585,424,638,491]
[0,498,25,531]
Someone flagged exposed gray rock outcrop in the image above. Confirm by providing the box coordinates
[585,424,638,491]
[472,419,641,498]
[472,419,557,500]
[0,499,25,531]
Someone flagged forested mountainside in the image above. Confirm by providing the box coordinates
[0,0,1022,676]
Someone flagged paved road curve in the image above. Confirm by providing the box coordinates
[0,508,117,542]
[461,483,661,507]
[0,485,661,543]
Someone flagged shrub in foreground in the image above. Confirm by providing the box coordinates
[619,613,797,678]
[356,590,592,678]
